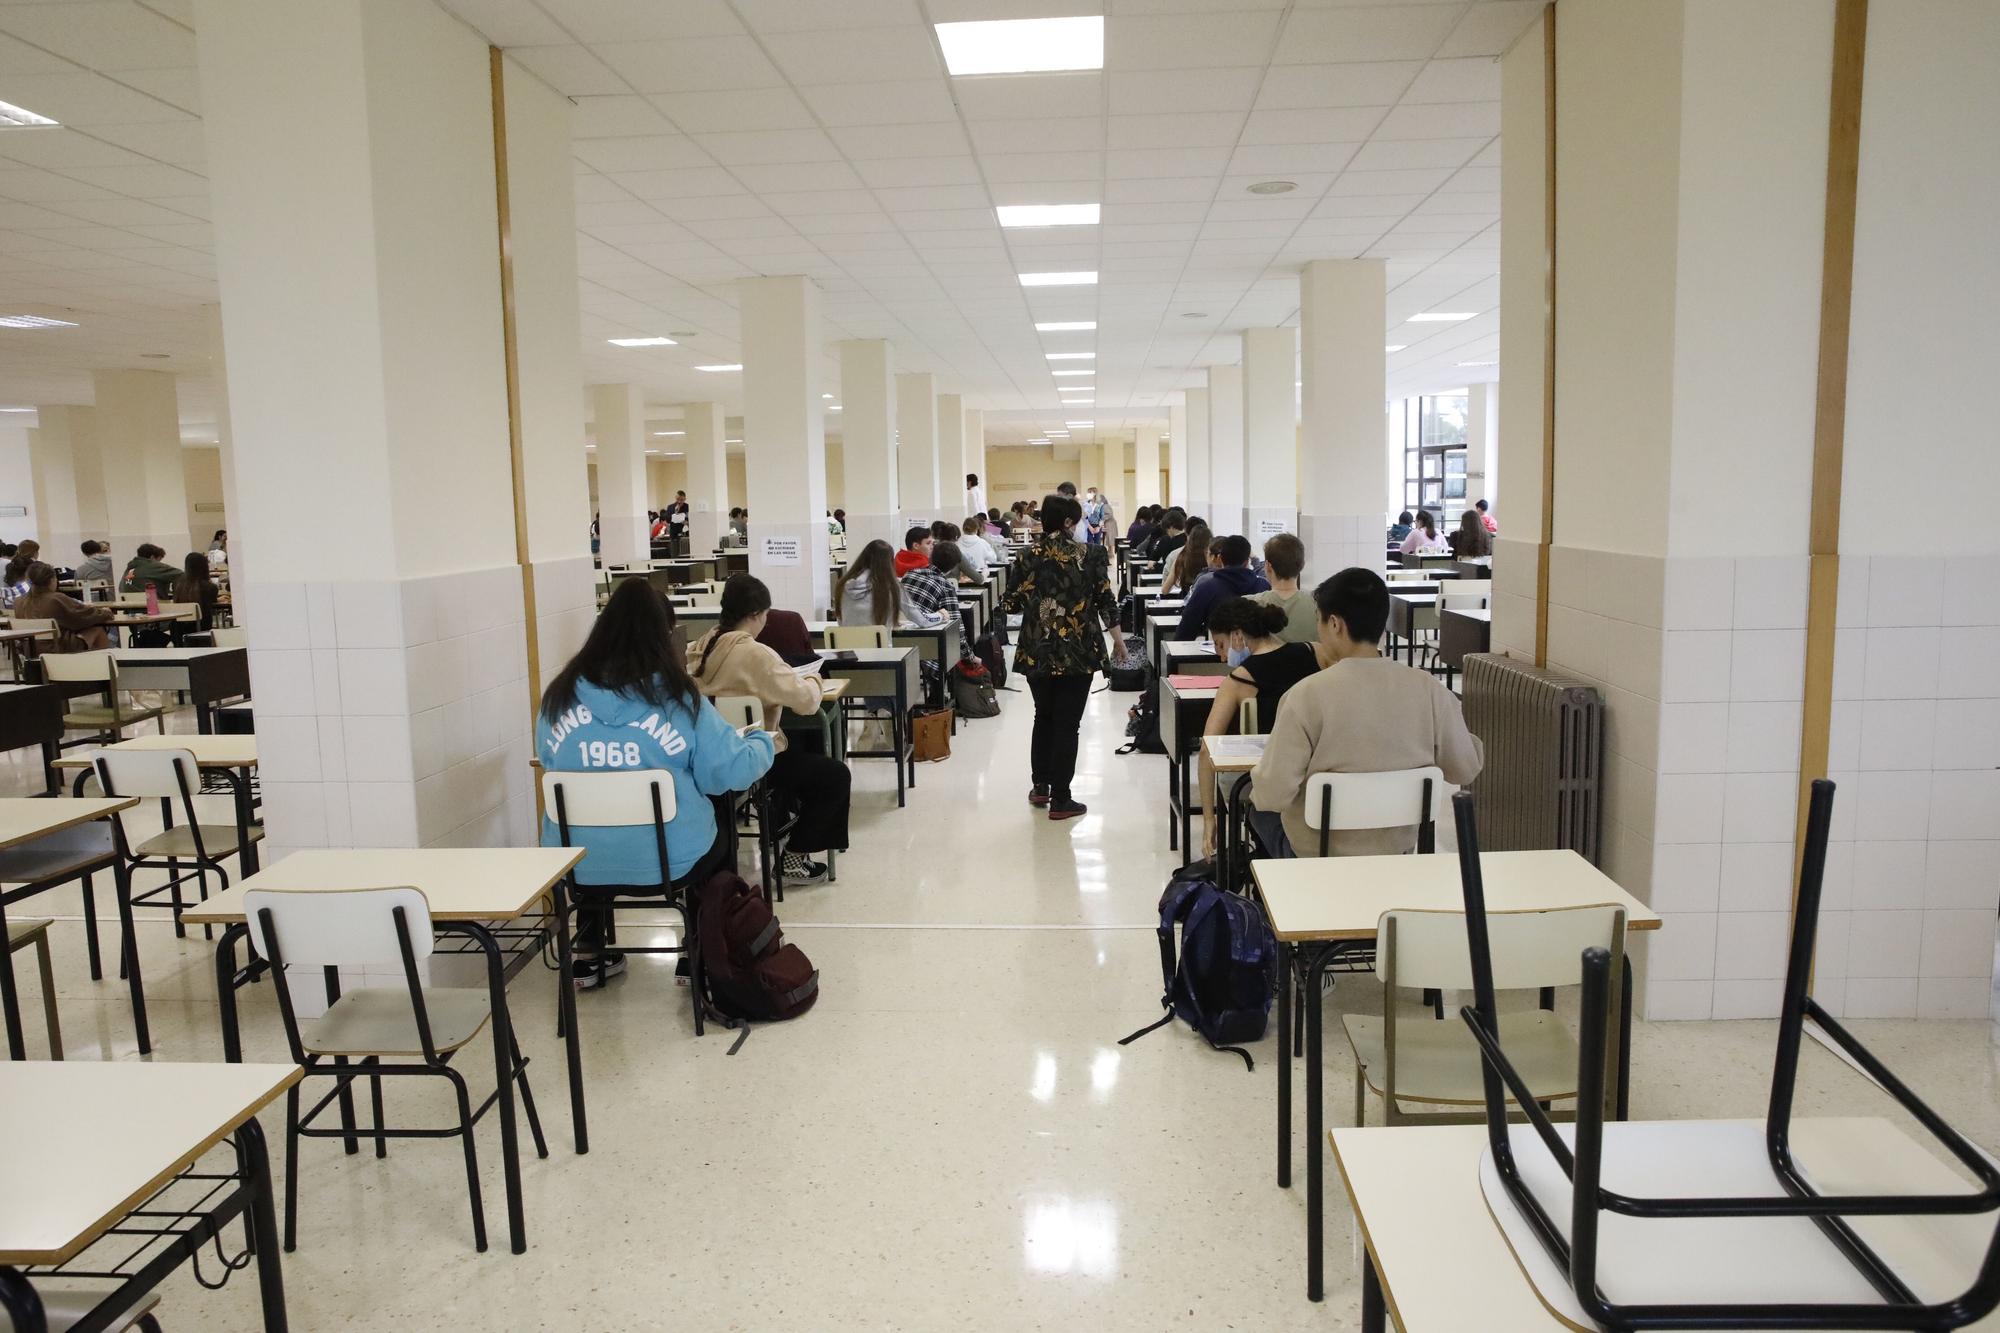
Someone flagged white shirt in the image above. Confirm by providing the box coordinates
[958,531,997,575]
[966,485,985,517]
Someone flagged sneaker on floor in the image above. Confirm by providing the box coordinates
[571,951,627,990]
[1028,783,1050,807]
[1048,799,1087,821]
[782,853,829,884]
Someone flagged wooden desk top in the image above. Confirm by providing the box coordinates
[1446,607,1493,623]
[182,846,586,925]
[1252,849,1661,942]
[0,627,43,644]
[1201,734,1266,772]
[0,1061,302,1264]
[1334,1117,2000,1332]
[52,733,258,770]
[0,796,138,850]
[1163,678,1220,702]
[108,646,240,661]
[817,677,849,701]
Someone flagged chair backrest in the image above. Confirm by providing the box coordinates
[245,886,434,968]
[1438,588,1490,614]
[1380,904,1626,993]
[1237,696,1257,734]
[826,625,888,650]
[95,747,198,802]
[39,649,112,683]
[9,617,53,635]
[540,768,678,827]
[1383,568,1430,582]
[712,694,761,730]
[1302,766,1445,831]
[211,626,249,648]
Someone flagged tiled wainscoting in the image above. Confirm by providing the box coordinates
[236,563,539,866]
[1301,512,1385,585]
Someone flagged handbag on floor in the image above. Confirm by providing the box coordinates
[911,706,953,762]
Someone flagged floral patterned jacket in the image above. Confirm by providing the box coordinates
[1004,535,1119,677]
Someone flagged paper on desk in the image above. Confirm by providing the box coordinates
[1205,735,1267,761]
[791,658,824,676]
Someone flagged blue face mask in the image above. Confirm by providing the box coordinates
[1226,646,1251,668]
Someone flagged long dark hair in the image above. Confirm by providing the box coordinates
[836,539,900,627]
[173,551,215,603]
[1454,509,1491,556]
[1172,523,1212,589]
[541,578,697,721]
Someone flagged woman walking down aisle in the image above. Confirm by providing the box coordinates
[1004,493,1130,821]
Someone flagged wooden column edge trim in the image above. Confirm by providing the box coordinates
[1534,2,1557,669]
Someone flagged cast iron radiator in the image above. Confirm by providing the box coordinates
[1461,653,1603,862]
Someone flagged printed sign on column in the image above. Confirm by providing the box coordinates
[760,535,803,567]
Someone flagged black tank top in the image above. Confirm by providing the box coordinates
[1232,642,1320,731]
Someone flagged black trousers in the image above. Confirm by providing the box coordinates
[766,745,851,855]
[573,830,732,955]
[1027,672,1093,800]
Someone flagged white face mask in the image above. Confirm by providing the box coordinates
[1070,524,1088,545]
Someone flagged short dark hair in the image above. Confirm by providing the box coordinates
[903,525,931,549]
[966,473,978,486]
[80,540,99,556]
[1262,533,1305,580]
[1160,507,1187,531]
[1041,493,1082,531]
[1213,534,1253,567]
[1312,568,1390,644]
[1475,499,1489,512]
[930,540,962,575]
[1398,510,1414,525]
[931,520,960,543]
[137,543,163,559]
[1056,482,1078,497]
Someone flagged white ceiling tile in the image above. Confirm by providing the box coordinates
[59,162,204,195]
[572,135,717,173]
[1204,195,1315,221]
[797,80,959,126]
[1273,7,1461,64]
[0,70,192,126]
[1105,67,1257,117]
[980,152,1101,183]
[1106,12,1283,70]
[1238,105,1386,145]
[1253,61,1422,109]
[584,220,698,247]
[788,211,898,235]
[1226,142,1359,175]
[872,184,993,211]
[575,198,670,227]
[926,0,1102,19]
[968,117,1104,155]
[1376,100,1500,139]
[1326,167,1451,195]
[1416,190,1496,214]
[691,127,840,165]
[570,95,679,138]
[82,120,205,170]
[761,25,942,86]
[1439,165,1500,193]
[647,88,815,134]
[437,0,572,46]
[0,30,72,75]
[829,122,971,160]
[38,196,193,227]
[594,36,785,93]
[0,1,196,71]
[1436,1,1545,58]
[1106,147,1231,180]
[1100,200,1207,224]
[853,154,982,188]
[736,0,921,31]
[1402,56,1503,104]
[1102,221,1200,243]
[506,45,628,95]
[1306,192,1422,218]
[1388,213,1487,235]
[108,66,200,114]
[953,72,1102,121]
[1346,137,1483,170]
[987,179,1102,206]
[1107,112,1244,150]
[731,160,866,192]
[1469,140,1500,167]
[0,168,119,204]
[761,189,884,215]
[610,166,745,198]
[683,213,803,241]
[534,0,743,42]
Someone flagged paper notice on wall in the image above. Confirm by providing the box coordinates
[760,536,803,567]
[1256,517,1289,540]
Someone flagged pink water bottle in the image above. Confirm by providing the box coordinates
[145,584,159,615]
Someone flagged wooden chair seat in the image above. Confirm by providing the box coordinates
[303,986,492,1058]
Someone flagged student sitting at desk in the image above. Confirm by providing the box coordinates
[901,541,966,643]
[688,575,850,886]
[1160,522,1210,597]
[172,551,222,638]
[1388,511,1414,544]
[1249,533,1320,645]
[15,562,116,652]
[1148,507,1189,565]
[894,525,933,578]
[75,540,114,585]
[1175,534,1269,640]
[1397,509,1446,554]
[929,521,985,585]
[837,539,917,629]
[958,514,999,579]
[1249,568,1483,858]
[538,579,775,989]
[1198,597,1327,856]
[1448,508,1492,559]
[119,543,181,596]
[0,555,28,613]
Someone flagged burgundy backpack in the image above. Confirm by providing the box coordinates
[694,869,819,1027]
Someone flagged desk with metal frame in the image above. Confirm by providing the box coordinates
[0,1060,299,1333]
[1387,591,1438,669]
[180,846,587,1258]
[0,684,65,794]
[820,646,918,808]
[1203,735,1265,893]
[890,621,960,715]
[1159,672,1223,861]
[1438,607,1490,689]
[109,648,250,734]
[1251,849,1660,1303]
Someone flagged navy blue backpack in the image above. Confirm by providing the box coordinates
[1120,873,1278,1070]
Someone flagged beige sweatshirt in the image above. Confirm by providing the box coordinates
[685,629,825,752]
[1250,654,1484,856]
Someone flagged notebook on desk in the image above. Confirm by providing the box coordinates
[1166,673,1225,691]
[1204,735,1266,762]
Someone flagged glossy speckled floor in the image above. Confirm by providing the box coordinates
[9,685,1999,1331]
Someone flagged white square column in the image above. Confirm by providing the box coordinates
[1103,436,1130,529]
[895,372,938,533]
[1206,365,1245,537]
[935,393,965,529]
[1183,388,1211,520]
[964,408,985,510]
[1242,326,1298,544]
[1166,404,1187,508]
[592,384,648,567]
[93,370,190,559]
[740,275,831,616]
[1466,381,1499,515]
[838,340,898,551]
[1300,258,1388,575]
[1134,425,1163,509]
[28,407,90,558]
[682,401,728,556]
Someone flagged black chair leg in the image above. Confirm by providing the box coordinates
[196,862,212,941]
[333,1056,359,1156]
[79,872,102,981]
[283,1084,300,1252]
[367,1059,387,1159]
[167,858,185,938]
[511,1031,548,1160]
[445,1069,487,1253]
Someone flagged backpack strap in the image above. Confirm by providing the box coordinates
[1174,891,1259,1073]
[747,918,781,957]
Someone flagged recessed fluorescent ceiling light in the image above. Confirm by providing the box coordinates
[935,16,1103,76]
[696,363,742,372]
[725,437,743,444]
[826,404,841,411]
[1385,344,1407,352]
[997,204,1099,228]
[0,100,57,128]
[1051,369,1094,377]
[1457,360,1497,367]
[1046,352,1094,360]
[1035,321,1096,332]
[0,407,34,413]
[1064,420,1093,427]
[0,314,77,329]
[607,336,676,347]
[652,431,685,437]
[822,393,834,399]
[1019,271,1097,287]
[1408,312,1475,322]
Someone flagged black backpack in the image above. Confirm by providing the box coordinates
[1117,670,1165,754]
[1120,870,1278,1069]
[973,633,1010,688]
[694,870,818,1029]
[950,660,1001,718]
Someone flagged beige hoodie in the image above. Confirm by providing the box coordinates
[685,629,826,751]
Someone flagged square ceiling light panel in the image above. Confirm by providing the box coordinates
[997,204,1100,228]
[936,17,1104,77]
